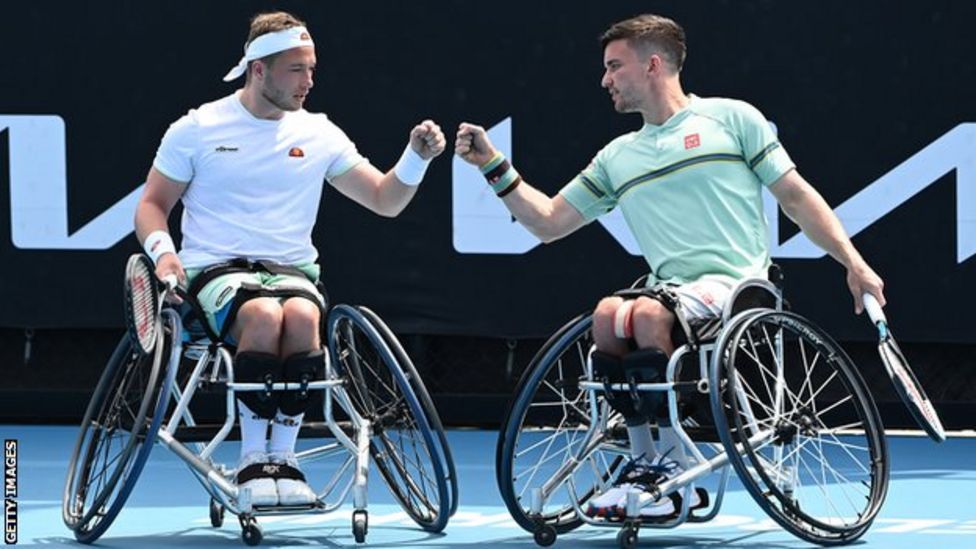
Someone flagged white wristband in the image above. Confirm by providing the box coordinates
[393,144,430,186]
[143,230,177,265]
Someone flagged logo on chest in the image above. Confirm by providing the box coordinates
[288,147,305,158]
[683,133,701,150]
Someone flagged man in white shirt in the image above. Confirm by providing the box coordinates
[134,11,446,506]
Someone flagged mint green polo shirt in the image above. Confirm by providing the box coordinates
[559,95,795,285]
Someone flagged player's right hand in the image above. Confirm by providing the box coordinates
[155,253,186,303]
[455,122,498,167]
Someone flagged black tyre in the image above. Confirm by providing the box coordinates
[356,306,459,518]
[62,317,174,543]
[710,310,888,545]
[496,314,626,534]
[327,305,451,532]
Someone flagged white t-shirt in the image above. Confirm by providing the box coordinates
[153,92,366,269]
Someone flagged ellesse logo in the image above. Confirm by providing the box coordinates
[300,32,310,41]
[289,147,305,158]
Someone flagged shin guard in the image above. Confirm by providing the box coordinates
[622,348,671,425]
[235,351,282,420]
[279,349,325,416]
[591,350,645,424]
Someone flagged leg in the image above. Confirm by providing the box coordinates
[271,297,323,505]
[228,298,285,506]
[630,297,677,355]
[231,298,284,456]
[592,296,630,356]
[589,295,704,518]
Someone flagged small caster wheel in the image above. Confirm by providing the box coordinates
[617,525,638,549]
[352,510,368,543]
[533,523,557,546]
[240,516,263,546]
[209,497,225,528]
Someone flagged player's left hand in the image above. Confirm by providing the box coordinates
[409,119,446,160]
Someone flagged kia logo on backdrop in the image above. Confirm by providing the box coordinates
[2,115,974,263]
[0,115,143,250]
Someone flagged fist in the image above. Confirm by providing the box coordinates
[155,253,186,303]
[409,120,446,160]
[454,122,497,167]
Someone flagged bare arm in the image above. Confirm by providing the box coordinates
[134,167,187,283]
[769,169,885,312]
[330,120,445,217]
[454,122,586,243]
[497,182,586,243]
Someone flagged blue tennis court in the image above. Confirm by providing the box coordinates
[7,426,975,548]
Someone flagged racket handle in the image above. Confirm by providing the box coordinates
[161,274,178,291]
[862,293,887,325]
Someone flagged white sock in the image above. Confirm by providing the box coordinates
[658,428,691,468]
[237,400,269,460]
[627,424,657,460]
[269,412,304,455]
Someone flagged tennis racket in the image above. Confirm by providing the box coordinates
[862,293,946,442]
[123,254,179,357]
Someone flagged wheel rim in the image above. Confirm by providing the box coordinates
[715,311,888,542]
[498,315,625,533]
[63,320,172,543]
[328,306,448,531]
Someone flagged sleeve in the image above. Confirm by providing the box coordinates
[152,113,197,184]
[557,146,618,222]
[321,118,367,181]
[728,101,795,186]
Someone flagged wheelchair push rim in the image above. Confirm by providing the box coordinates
[62,317,175,543]
[327,304,452,532]
[496,314,626,534]
[355,306,459,518]
[710,309,889,545]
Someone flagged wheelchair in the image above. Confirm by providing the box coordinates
[496,272,889,547]
[62,269,458,545]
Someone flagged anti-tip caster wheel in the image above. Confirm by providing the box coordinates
[533,522,557,546]
[240,515,263,546]
[209,497,225,528]
[352,510,368,543]
[617,524,639,548]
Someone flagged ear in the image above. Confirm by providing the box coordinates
[646,54,662,76]
[252,60,266,81]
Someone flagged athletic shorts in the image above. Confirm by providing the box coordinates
[185,263,323,342]
[614,274,741,345]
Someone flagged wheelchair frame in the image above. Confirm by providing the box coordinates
[63,297,457,546]
[496,278,889,548]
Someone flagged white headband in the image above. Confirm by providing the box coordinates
[222,26,314,82]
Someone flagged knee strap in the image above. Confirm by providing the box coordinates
[235,351,282,420]
[622,348,671,425]
[613,300,636,339]
[279,350,325,416]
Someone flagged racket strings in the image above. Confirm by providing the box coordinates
[129,267,157,347]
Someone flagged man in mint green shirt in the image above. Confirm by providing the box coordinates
[455,13,885,519]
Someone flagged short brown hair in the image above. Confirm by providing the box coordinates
[247,11,306,44]
[600,14,686,72]
[244,11,307,82]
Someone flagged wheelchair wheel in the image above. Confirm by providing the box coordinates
[710,310,888,545]
[496,314,626,534]
[327,305,451,532]
[356,306,458,518]
[62,317,175,544]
